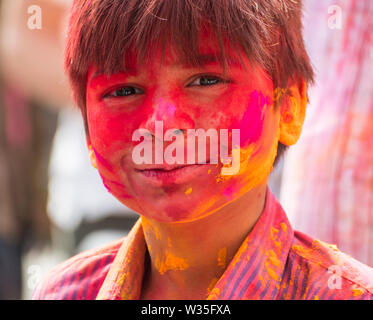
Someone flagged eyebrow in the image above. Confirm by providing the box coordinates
[89,66,136,84]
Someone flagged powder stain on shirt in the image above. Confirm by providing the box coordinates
[230,241,248,268]
[117,272,128,287]
[207,287,220,300]
[270,226,279,240]
[265,264,279,281]
[268,249,281,267]
[270,226,282,251]
[291,244,314,259]
[280,222,287,233]
[264,250,279,282]
[352,285,365,297]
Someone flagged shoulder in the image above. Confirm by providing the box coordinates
[32,237,125,300]
[282,230,373,300]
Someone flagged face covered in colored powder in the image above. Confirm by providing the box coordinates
[85,31,281,223]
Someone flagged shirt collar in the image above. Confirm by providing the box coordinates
[96,188,294,300]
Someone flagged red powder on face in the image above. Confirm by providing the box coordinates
[237,90,271,146]
[223,184,237,200]
[85,30,279,223]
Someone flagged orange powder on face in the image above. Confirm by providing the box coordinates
[173,128,278,223]
[172,106,280,223]
[215,123,280,203]
[155,250,189,275]
[185,187,193,195]
[215,144,254,184]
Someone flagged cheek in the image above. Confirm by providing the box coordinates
[196,88,271,141]
[87,107,131,150]
[85,93,140,185]
[215,90,279,197]
[235,90,273,146]
[86,96,142,158]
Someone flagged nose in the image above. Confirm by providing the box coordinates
[139,97,195,140]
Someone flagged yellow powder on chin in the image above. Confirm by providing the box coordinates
[155,250,189,275]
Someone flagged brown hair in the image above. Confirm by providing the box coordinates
[65,0,314,164]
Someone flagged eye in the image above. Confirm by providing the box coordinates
[188,75,226,87]
[104,86,143,98]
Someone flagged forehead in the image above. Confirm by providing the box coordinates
[88,30,251,80]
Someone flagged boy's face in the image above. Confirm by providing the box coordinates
[85,33,281,223]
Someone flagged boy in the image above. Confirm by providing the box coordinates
[33,0,373,300]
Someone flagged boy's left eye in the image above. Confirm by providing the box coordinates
[188,75,225,87]
[104,86,143,98]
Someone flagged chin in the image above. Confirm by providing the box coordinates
[139,202,196,223]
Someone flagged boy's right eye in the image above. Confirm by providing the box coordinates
[104,86,143,98]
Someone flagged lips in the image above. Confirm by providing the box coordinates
[135,164,189,172]
[135,162,212,186]
[135,159,212,172]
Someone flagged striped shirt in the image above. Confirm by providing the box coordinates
[32,189,373,300]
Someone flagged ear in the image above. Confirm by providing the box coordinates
[86,138,97,169]
[279,79,308,146]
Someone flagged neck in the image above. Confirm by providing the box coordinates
[140,183,268,300]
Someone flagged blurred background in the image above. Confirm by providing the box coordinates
[0,0,371,299]
[0,0,138,300]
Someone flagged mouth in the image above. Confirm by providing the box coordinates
[135,163,211,186]
[135,164,190,171]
